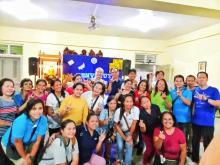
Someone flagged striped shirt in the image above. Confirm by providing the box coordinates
[0,97,17,137]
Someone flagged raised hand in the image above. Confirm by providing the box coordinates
[161,92,167,99]
[159,131,165,140]
[99,131,106,143]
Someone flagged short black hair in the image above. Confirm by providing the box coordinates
[86,112,98,122]
[36,79,47,86]
[92,81,105,95]
[20,78,32,88]
[160,111,177,127]
[174,74,184,82]
[24,99,44,118]
[73,82,84,89]
[155,70,165,77]
[197,72,208,78]
[128,69,136,74]
[0,78,14,96]
[186,75,196,81]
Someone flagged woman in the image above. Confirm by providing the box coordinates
[81,82,105,115]
[153,112,186,165]
[115,79,134,108]
[59,82,88,126]
[0,78,17,164]
[98,96,117,163]
[1,99,48,165]
[39,119,79,165]
[46,79,68,135]
[76,113,106,165]
[13,78,33,111]
[114,94,139,165]
[151,79,172,112]
[28,79,48,106]
[134,79,150,108]
[139,96,161,165]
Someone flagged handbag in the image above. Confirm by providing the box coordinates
[6,120,38,160]
[83,154,106,165]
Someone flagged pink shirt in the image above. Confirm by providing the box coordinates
[154,127,186,160]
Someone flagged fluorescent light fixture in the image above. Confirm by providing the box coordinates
[0,0,48,21]
[123,10,167,32]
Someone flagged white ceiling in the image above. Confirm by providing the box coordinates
[0,0,220,40]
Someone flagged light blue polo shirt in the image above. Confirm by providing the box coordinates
[2,113,47,146]
[170,87,193,123]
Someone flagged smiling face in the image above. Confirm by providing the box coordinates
[61,122,76,139]
[197,73,208,87]
[139,81,147,92]
[157,80,165,92]
[140,97,151,109]
[108,99,117,111]
[86,115,99,131]
[29,102,44,121]
[53,81,62,92]
[162,113,174,129]
[93,83,103,96]
[73,84,83,97]
[1,81,14,97]
[174,77,184,89]
[36,81,47,93]
[123,96,134,111]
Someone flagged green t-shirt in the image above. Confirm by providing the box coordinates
[151,91,172,112]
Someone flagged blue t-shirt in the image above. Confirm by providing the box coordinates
[13,92,25,107]
[2,113,48,146]
[192,86,220,126]
[170,88,193,123]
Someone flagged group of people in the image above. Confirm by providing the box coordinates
[0,67,219,165]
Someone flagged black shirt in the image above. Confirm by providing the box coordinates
[76,125,99,165]
[108,79,123,96]
[139,104,161,136]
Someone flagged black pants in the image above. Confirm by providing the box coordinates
[178,122,192,152]
[0,140,14,165]
[192,124,214,163]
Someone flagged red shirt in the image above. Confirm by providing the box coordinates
[134,90,150,108]
[153,127,186,160]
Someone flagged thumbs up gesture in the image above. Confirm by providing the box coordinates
[139,120,145,128]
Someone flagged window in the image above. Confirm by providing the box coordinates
[0,44,23,55]
[0,44,8,54]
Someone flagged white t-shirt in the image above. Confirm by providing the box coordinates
[114,106,139,132]
[39,137,79,165]
[81,91,104,113]
[46,93,67,129]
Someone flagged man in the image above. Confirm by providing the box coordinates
[170,75,192,156]
[127,69,138,90]
[107,68,123,96]
[192,72,220,164]
[92,67,107,86]
[186,75,196,91]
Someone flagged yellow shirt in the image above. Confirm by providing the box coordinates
[59,95,88,126]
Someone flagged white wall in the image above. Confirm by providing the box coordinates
[0,26,166,79]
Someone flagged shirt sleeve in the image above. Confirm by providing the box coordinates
[178,128,186,144]
[73,139,79,155]
[184,90,193,101]
[46,94,55,107]
[12,116,27,139]
[133,106,139,120]
[37,116,48,136]
[213,88,220,100]
[113,109,120,123]
[52,138,67,164]
[153,127,160,137]
[99,109,107,121]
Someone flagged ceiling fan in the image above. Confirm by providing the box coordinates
[88,15,97,30]
[88,4,99,30]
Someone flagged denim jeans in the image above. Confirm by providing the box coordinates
[116,132,133,165]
